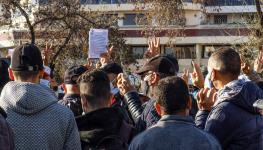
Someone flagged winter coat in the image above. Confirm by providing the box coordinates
[76,107,135,150]
[59,93,83,117]
[195,80,263,150]
[0,81,81,150]
[129,115,222,150]
[0,106,14,150]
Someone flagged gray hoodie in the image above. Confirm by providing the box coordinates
[0,81,81,150]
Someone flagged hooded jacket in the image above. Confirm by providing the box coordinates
[0,81,81,150]
[76,107,135,150]
[195,80,263,150]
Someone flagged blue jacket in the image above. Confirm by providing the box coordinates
[0,81,81,150]
[195,80,263,150]
[129,115,221,150]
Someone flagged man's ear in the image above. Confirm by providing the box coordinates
[210,69,216,82]
[8,68,14,81]
[80,95,88,113]
[108,93,113,107]
[187,96,192,110]
[154,102,162,116]
[149,72,159,85]
[39,70,44,79]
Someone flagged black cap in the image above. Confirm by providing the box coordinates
[64,65,88,84]
[102,63,123,75]
[136,55,177,76]
[11,44,44,72]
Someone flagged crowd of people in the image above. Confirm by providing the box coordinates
[0,38,263,150]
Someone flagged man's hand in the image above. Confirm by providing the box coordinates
[144,37,160,58]
[254,51,263,73]
[43,42,53,65]
[100,46,114,66]
[182,69,189,85]
[117,73,136,96]
[197,88,217,111]
[84,58,95,70]
[241,62,253,75]
[191,61,204,89]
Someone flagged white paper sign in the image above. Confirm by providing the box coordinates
[89,29,109,58]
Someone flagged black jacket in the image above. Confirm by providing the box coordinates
[59,94,83,116]
[76,108,135,150]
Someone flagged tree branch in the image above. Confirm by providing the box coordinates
[10,0,35,44]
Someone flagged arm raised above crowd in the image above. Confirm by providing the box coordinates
[117,73,144,122]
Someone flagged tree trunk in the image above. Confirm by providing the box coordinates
[10,0,35,44]
[49,29,74,74]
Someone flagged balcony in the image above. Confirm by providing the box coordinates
[205,0,256,6]
[80,0,194,5]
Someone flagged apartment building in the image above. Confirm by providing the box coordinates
[0,0,257,70]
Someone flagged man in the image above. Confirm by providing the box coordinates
[0,106,14,150]
[102,63,133,124]
[59,65,87,116]
[76,70,134,150]
[117,55,181,132]
[0,44,81,150]
[129,76,221,150]
[195,47,263,150]
[0,58,10,93]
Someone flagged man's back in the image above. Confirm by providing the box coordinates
[196,80,263,150]
[129,115,221,150]
[0,81,81,150]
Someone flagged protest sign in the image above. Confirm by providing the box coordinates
[89,29,108,58]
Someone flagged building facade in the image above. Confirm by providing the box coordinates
[0,0,257,70]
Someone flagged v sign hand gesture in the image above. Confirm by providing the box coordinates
[144,37,160,58]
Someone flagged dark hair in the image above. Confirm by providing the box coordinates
[256,81,263,91]
[79,70,111,109]
[0,59,10,92]
[210,47,241,77]
[13,71,39,81]
[155,76,189,114]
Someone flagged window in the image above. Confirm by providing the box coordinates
[165,46,196,59]
[80,0,127,4]
[132,46,148,59]
[38,0,49,5]
[123,14,145,26]
[214,15,227,24]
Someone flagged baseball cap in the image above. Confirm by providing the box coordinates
[136,55,177,76]
[101,63,123,75]
[64,65,88,84]
[11,44,44,72]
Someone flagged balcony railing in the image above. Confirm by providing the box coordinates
[205,0,256,6]
[80,0,194,5]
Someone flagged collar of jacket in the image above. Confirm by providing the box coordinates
[75,107,124,144]
[63,94,81,100]
[215,79,245,105]
[159,115,194,125]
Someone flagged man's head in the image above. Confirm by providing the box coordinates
[9,44,44,83]
[154,76,191,116]
[136,55,178,97]
[64,65,88,94]
[102,63,123,86]
[79,70,111,113]
[208,47,241,90]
